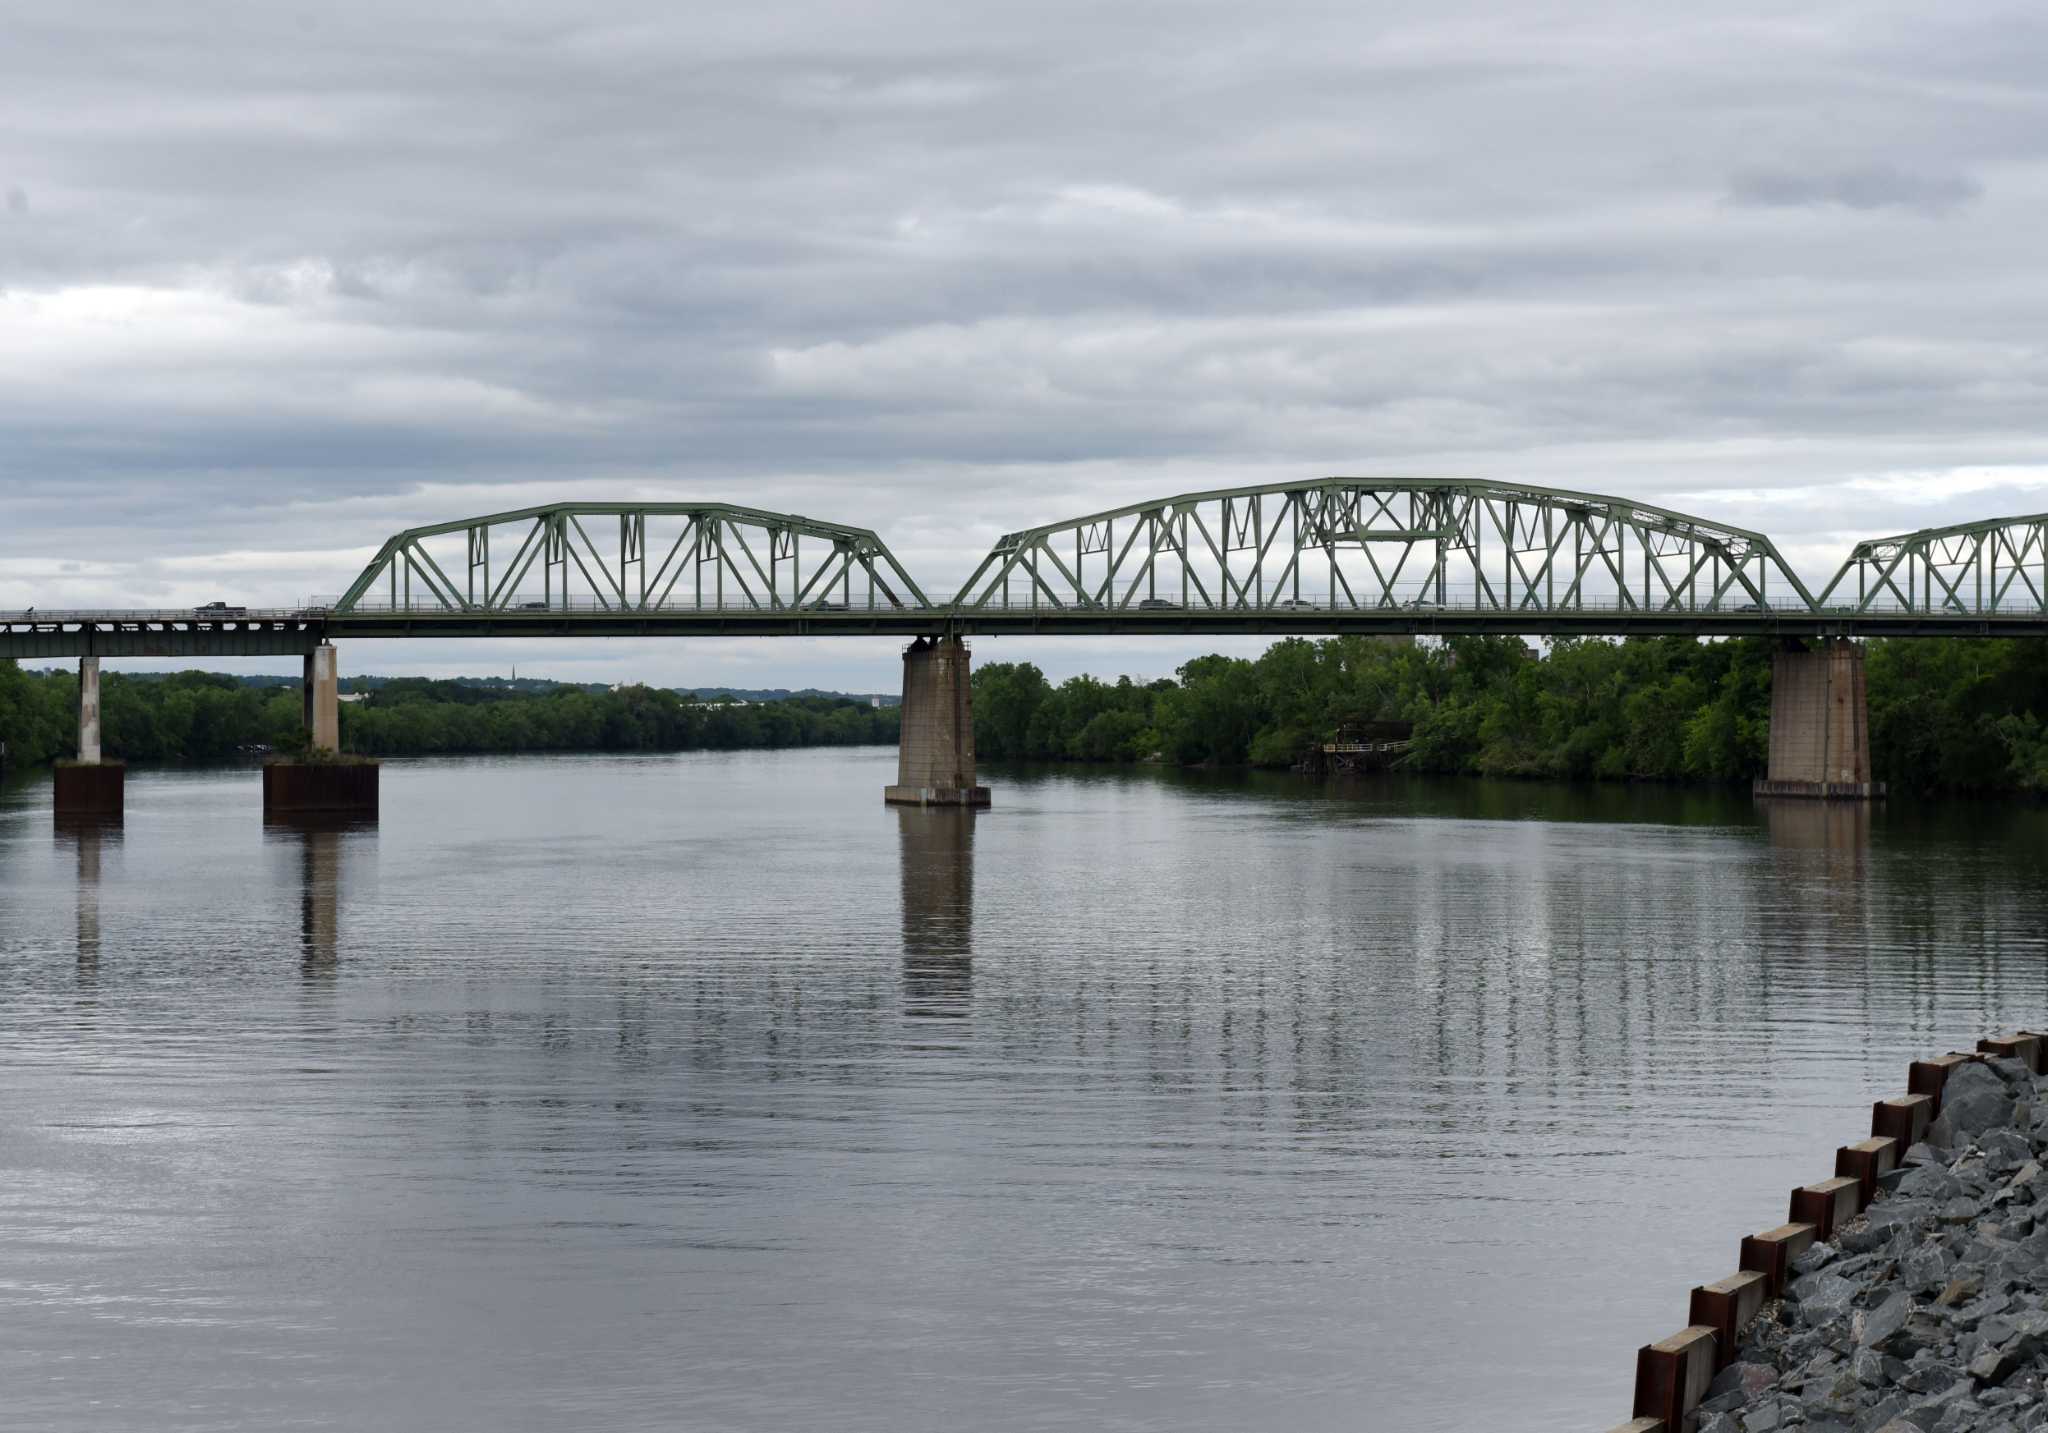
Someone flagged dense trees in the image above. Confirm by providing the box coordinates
[0,659,77,767]
[337,679,892,755]
[0,668,895,765]
[972,635,2048,795]
[1865,640,2048,795]
[5,637,2046,794]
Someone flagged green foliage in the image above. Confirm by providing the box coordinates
[0,659,74,766]
[0,666,896,763]
[1996,715,2048,795]
[1865,639,2048,794]
[969,635,2048,794]
[6,638,2047,795]
[341,685,895,757]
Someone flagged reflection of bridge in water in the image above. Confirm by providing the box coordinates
[11,479,2043,814]
[131,799,982,1028]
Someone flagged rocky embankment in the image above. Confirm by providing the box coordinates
[1698,1057,2048,1433]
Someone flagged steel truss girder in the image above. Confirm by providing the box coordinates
[950,478,1819,615]
[333,502,932,614]
[1817,512,2048,616]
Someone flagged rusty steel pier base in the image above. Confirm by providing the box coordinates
[54,761,125,821]
[263,762,379,820]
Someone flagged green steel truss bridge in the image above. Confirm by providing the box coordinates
[6,480,2048,659]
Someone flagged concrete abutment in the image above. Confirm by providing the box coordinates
[1754,638,1884,801]
[885,636,990,808]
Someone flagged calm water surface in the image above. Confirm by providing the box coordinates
[2,749,2045,1432]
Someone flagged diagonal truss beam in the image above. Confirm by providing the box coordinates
[1816,512,2048,616]
[334,503,933,614]
[325,486,2048,623]
[950,477,1820,616]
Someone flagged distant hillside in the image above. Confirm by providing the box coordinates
[681,687,898,707]
[67,670,897,705]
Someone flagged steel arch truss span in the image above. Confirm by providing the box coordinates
[334,503,932,615]
[1818,513,2048,616]
[951,479,1818,616]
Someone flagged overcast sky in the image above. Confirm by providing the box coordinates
[6,0,2048,689]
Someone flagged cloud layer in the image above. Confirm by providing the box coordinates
[6,0,2048,683]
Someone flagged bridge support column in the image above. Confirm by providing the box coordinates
[77,655,101,763]
[55,655,124,821]
[303,644,339,754]
[885,636,990,807]
[265,643,378,820]
[1754,639,1885,800]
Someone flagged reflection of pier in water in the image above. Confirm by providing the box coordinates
[57,817,119,976]
[1761,797,1872,865]
[266,818,368,975]
[897,807,974,1025]
[1759,796,1876,966]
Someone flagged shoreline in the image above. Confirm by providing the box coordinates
[1612,1038,2048,1432]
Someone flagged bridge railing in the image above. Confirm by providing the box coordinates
[309,593,928,615]
[939,585,1825,614]
[0,608,328,624]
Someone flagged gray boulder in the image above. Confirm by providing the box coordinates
[1929,1065,2020,1147]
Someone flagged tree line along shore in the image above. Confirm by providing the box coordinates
[973,635,2047,796]
[3,635,2045,796]
[0,670,898,764]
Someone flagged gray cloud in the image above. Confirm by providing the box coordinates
[1726,165,1983,214]
[5,0,2048,687]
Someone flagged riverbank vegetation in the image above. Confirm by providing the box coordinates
[6,637,2045,794]
[971,636,2048,797]
[0,667,896,765]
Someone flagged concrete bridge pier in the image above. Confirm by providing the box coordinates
[54,655,124,820]
[1754,639,1885,800]
[885,636,991,807]
[303,644,340,753]
[264,643,378,820]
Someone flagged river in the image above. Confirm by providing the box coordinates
[2,749,2044,1431]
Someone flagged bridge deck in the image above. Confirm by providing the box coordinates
[3,602,2044,658]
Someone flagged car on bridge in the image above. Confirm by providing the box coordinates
[196,600,248,617]
[1274,597,1317,611]
[1136,597,1180,611]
